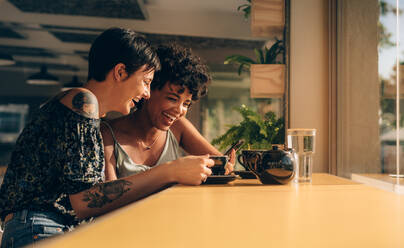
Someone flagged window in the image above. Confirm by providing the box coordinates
[336,0,403,186]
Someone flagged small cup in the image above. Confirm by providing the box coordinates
[209,155,229,175]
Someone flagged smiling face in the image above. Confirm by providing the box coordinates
[114,64,155,115]
[144,83,192,130]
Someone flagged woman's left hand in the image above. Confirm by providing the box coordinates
[225,149,236,175]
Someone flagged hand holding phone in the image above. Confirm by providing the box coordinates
[222,139,244,174]
[224,139,245,155]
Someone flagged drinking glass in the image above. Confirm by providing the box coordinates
[287,128,316,183]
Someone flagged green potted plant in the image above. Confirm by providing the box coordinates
[211,104,284,151]
[224,39,285,98]
[224,39,284,75]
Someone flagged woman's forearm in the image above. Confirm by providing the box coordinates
[69,155,213,219]
[69,161,175,219]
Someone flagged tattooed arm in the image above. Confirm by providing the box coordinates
[69,155,214,220]
[59,88,99,119]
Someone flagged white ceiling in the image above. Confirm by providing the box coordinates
[0,0,253,38]
[0,0,266,96]
[147,0,245,13]
[0,0,259,73]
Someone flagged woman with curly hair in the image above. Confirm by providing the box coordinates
[101,43,235,180]
[0,29,215,247]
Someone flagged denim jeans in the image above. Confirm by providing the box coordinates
[1,210,69,248]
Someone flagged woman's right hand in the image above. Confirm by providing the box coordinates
[168,155,214,185]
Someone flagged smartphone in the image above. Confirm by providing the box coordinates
[224,139,245,155]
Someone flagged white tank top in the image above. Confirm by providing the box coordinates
[103,122,181,178]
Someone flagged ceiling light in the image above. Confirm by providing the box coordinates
[0,52,15,66]
[62,75,84,91]
[26,65,59,85]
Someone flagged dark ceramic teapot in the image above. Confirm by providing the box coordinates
[237,146,297,184]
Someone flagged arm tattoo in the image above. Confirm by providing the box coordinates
[72,92,99,118]
[82,180,132,208]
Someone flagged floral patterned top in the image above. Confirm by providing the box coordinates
[0,96,104,225]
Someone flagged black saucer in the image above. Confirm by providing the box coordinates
[203,175,237,184]
[233,170,257,179]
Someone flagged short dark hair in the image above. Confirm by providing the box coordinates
[151,43,211,101]
[87,27,160,82]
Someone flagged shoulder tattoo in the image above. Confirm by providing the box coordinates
[72,92,99,118]
[82,180,132,208]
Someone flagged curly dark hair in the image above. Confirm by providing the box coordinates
[151,43,211,101]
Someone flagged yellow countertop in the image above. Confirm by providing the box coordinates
[40,173,404,248]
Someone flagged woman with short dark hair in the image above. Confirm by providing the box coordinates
[0,29,214,248]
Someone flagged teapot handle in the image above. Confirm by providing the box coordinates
[237,154,245,168]
[251,153,262,172]
[237,153,262,171]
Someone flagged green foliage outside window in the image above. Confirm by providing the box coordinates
[378,0,402,49]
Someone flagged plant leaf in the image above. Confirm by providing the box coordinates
[243,6,251,19]
[237,0,251,19]
[263,47,269,64]
[224,55,256,65]
[266,39,285,64]
[237,4,249,11]
[254,48,264,64]
[238,63,245,76]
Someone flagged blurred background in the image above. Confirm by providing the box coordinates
[0,0,284,170]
